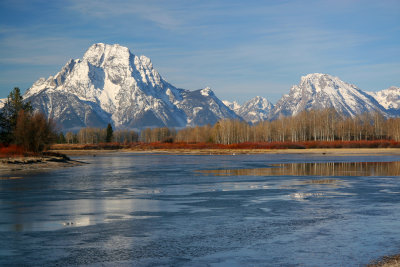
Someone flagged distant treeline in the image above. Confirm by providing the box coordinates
[59,128,139,144]
[59,108,400,145]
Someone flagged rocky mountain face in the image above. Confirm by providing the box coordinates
[24,43,239,131]
[269,73,388,120]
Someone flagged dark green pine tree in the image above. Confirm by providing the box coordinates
[58,132,66,144]
[0,87,32,144]
[105,123,113,143]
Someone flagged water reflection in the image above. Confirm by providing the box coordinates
[0,198,173,232]
[0,177,23,180]
[199,161,400,177]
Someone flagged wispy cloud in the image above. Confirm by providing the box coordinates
[67,0,183,30]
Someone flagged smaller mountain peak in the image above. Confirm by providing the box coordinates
[244,96,273,109]
[247,96,267,104]
[386,86,400,91]
[200,87,213,96]
[139,55,153,67]
[252,96,268,102]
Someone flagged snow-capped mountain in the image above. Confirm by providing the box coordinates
[24,43,239,131]
[224,96,273,124]
[270,73,387,119]
[368,86,400,115]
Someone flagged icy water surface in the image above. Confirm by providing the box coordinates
[1,153,400,266]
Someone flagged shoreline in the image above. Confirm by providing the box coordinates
[50,147,400,156]
[3,147,399,173]
[0,155,85,173]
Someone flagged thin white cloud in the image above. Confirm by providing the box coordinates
[67,0,182,30]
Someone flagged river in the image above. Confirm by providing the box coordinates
[1,153,400,266]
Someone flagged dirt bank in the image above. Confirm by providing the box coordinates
[0,155,85,172]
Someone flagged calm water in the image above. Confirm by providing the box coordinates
[1,153,400,266]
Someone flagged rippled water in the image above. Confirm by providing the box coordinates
[1,153,400,266]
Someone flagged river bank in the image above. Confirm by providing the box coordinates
[49,147,400,156]
[0,154,85,173]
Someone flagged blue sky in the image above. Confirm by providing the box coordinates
[0,0,399,103]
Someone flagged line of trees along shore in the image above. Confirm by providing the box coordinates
[0,87,56,153]
[60,108,400,145]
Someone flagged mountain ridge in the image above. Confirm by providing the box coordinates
[225,73,396,123]
[1,43,398,129]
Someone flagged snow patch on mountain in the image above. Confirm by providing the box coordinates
[223,100,241,112]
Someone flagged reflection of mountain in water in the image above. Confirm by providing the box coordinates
[199,162,400,177]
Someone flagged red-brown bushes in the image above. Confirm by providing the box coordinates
[49,139,400,151]
[0,144,26,157]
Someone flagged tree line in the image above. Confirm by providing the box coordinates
[65,108,400,145]
[59,126,139,144]
[139,108,400,144]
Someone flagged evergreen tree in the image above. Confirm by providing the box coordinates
[58,132,66,144]
[0,87,32,144]
[106,123,113,143]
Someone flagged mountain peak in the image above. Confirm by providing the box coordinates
[82,43,132,68]
[295,73,360,95]
[271,73,386,119]
[243,96,273,110]
[227,96,273,124]
[252,96,269,103]
[300,73,338,90]
[301,73,332,79]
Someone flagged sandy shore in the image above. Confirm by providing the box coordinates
[0,155,85,173]
[51,147,400,156]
